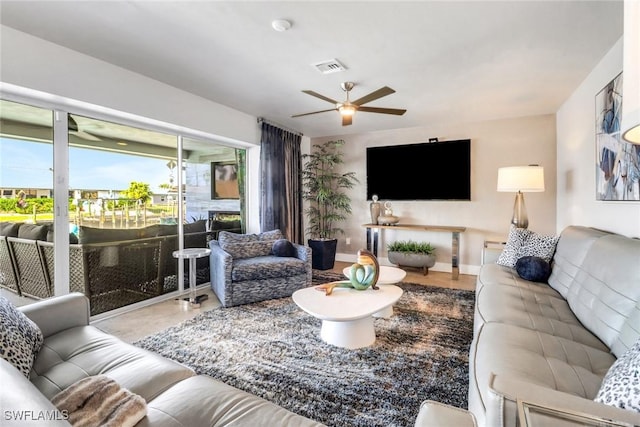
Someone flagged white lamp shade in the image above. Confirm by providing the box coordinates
[497,166,545,192]
[621,0,640,144]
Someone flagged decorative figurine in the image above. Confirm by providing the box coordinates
[370,194,381,225]
[315,249,380,295]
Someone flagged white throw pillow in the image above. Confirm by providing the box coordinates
[594,337,640,412]
[497,226,559,268]
[0,297,43,378]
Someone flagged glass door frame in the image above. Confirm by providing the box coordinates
[1,82,254,307]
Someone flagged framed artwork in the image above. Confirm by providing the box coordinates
[595,72,640,201]
[211,162,239,200]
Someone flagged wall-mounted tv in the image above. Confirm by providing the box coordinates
[366,139,471,201]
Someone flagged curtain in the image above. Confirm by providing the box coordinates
[260,122,303,244]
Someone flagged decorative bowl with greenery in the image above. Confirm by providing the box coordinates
[387,240,435,254]
[387,240,436,275]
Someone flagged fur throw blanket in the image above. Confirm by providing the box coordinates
[51,375,147,427]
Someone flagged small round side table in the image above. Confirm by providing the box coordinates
[173,248,211,307]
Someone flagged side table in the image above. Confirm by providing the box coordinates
[173,248,211,307]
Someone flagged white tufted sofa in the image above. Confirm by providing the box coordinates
[467,225,640,427]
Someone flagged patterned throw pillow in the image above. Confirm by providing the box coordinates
[594,337,640,412]
[497,226,559,268]
[0,297,44,378]
[258,229,283,241]
[218,231,258,246]
[221,241,275,259]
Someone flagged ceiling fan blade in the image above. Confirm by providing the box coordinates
[291,108,337,118]
[358,106,407,116]
[352,86,396,106]
[342,115,353,126]
[302,90,339,105]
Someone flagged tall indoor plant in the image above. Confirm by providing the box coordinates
[302,139,358,269]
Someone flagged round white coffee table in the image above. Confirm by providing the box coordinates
[292,285,403,349]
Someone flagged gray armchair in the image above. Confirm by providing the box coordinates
[209,230,312,307]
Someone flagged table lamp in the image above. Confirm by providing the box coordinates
[497,165,545,229]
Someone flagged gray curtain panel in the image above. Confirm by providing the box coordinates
[259,122,303,244]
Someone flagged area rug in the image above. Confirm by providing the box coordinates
[133,271,475,427]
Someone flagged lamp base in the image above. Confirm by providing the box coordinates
[511,191,529,229]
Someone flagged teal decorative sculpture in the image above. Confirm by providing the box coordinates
[315,249,380,295]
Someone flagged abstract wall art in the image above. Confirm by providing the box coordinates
[595,72,640,201]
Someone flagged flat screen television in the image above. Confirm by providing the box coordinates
[366,139,471,200]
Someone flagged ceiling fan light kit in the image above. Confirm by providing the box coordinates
[292,81,406,126]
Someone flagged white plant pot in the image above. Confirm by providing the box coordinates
[387,251,436,275]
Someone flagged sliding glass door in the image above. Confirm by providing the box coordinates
[0,98,247,316]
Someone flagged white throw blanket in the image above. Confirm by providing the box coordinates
[51,375,147,427]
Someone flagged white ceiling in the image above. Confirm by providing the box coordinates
[0,1,623,138]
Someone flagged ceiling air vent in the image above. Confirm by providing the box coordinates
[312,59,347,74]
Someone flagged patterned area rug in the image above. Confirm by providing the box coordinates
[133,271,475,427]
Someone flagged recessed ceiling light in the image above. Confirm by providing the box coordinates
[117,142,128,146]
[272,19,292,32]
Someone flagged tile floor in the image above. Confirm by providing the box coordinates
[2,261,476,344]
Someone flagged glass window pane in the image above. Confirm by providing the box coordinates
[68,114,179,315]
[0,99,54,305]
[182,138,245,288]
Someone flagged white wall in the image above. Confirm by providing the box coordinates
[0,26,258,146]
[310,114,557,274]
[557,37,640,238]
[0,26,264,232]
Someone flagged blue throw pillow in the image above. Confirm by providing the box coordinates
[272,239,295,257]
[515,256,551,282]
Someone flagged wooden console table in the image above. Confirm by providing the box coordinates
[362,224,467,280]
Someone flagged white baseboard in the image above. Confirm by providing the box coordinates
[335,252,480,276]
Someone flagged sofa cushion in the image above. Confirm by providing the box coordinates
[221,241,274,259]
[272,239,296,257]
[565,234,640,358]
[258,229,284,241]
[78,226,141,244]
[546,226,611,298]
[497,226,559,268]
[218,230,258,246]
[474,322,615,412]
[0,221,22,237]
[0,297,44,378]
[474,279,610,351]
[595,337,640,412]
[17,223,49,241]
[515,256,551,282]
[210,219,241,231]
[31,325,194,401]
[231,256,307,282]
[0,358,72,426]
[141,375,324,427]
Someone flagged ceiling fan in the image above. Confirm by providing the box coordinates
[292,82,407,126]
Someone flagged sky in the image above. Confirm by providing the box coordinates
[0,137,174,192]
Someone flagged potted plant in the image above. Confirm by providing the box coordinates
[302,139,359,270]
[387,240,436,275]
